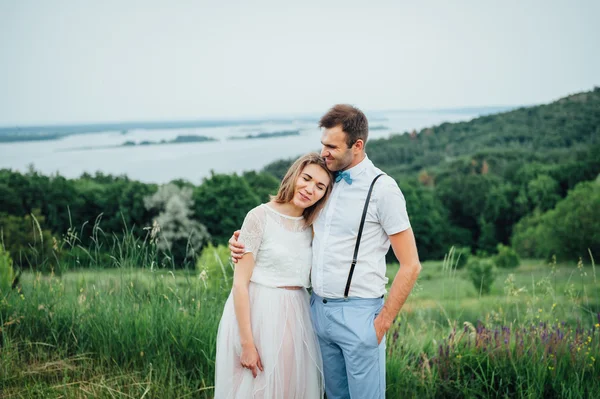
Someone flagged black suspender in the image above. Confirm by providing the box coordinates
[343,173,385,299]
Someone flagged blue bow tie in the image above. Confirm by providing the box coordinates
[334,170,353,185]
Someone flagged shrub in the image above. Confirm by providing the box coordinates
[0,244,15,296]
[467,258,496,295]
[448,246,471,270]
[0,210,55,270]
[494,244,520,269]
[196,243,233,290]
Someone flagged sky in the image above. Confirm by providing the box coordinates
[0,0,599,126]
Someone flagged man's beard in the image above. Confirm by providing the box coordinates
[332,152,353,172]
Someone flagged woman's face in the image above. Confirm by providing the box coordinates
[291,163,331,209]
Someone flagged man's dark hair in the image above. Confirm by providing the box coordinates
[319,104,368,148]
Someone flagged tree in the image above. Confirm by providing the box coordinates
[483,182,521,245]
[527,174,561,211]
[477,217,497,256]
[396,179,457,260]
[540,180,600,261]
[0,183,22,215]
[42,174,83,235]
[0,210,55,270]
[436,173,502,251]
[511,209,548,259]
[118,180,157,230]
[144,184,210,266]
[193,173,260,244]
[0,168,43,216]
[511,180,600,261]
[262,158,295,180]
[242,171,280,202]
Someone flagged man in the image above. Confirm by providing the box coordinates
[230,104,421,399]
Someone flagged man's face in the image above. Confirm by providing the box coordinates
[320,125,354,172]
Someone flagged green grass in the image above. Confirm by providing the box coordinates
[387,258,599,327]
[383,257,600,398]
[1,254,599,398]
[1,268,225,398]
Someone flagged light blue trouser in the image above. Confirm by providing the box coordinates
[310,292,386,399]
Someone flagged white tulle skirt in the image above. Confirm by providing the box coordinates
[214,282,324,399]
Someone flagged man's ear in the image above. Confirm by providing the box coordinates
[353,139,365,152]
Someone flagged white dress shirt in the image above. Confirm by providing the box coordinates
[311,155,411,298]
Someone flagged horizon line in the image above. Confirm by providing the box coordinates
[0,104,522,131]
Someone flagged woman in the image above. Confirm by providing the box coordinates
[214,153,333,399]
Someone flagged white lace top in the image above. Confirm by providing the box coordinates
[238,203,313,288]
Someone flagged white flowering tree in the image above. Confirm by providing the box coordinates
[144,184,210,266]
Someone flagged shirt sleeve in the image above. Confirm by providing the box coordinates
[238,206,266,255]
[376,176,411,236]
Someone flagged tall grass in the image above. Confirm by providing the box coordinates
[1,270,228,397]
[384,253,600,398]
[1,224,599,398]
[1,218,230,398]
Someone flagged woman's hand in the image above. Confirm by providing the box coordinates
[240,344,264,378]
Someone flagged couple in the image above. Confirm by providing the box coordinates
[215,104,422,399]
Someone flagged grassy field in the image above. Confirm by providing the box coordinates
[1,251,599,398]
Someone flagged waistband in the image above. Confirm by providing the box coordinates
[311,291,384,305]
[249,281,308,291]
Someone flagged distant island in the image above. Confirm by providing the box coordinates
[0,106,517,144]
[229,130,300,140]
[0,133,63,143]
[122,135,216,147]
[0,119,313,143]
[58,134,217,152]
[369,125,389,131]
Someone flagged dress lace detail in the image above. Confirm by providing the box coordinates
[238,204,313,288]
[239,208,266,255]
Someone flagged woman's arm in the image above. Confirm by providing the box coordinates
[232,253,263,377]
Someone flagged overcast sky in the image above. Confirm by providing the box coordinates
[1,0,599,126]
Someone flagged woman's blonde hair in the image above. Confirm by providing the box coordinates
[271,152,333,226]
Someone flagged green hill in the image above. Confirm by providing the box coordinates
[263,88,600,260]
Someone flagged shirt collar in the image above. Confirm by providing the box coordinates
[343,153,371,179]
